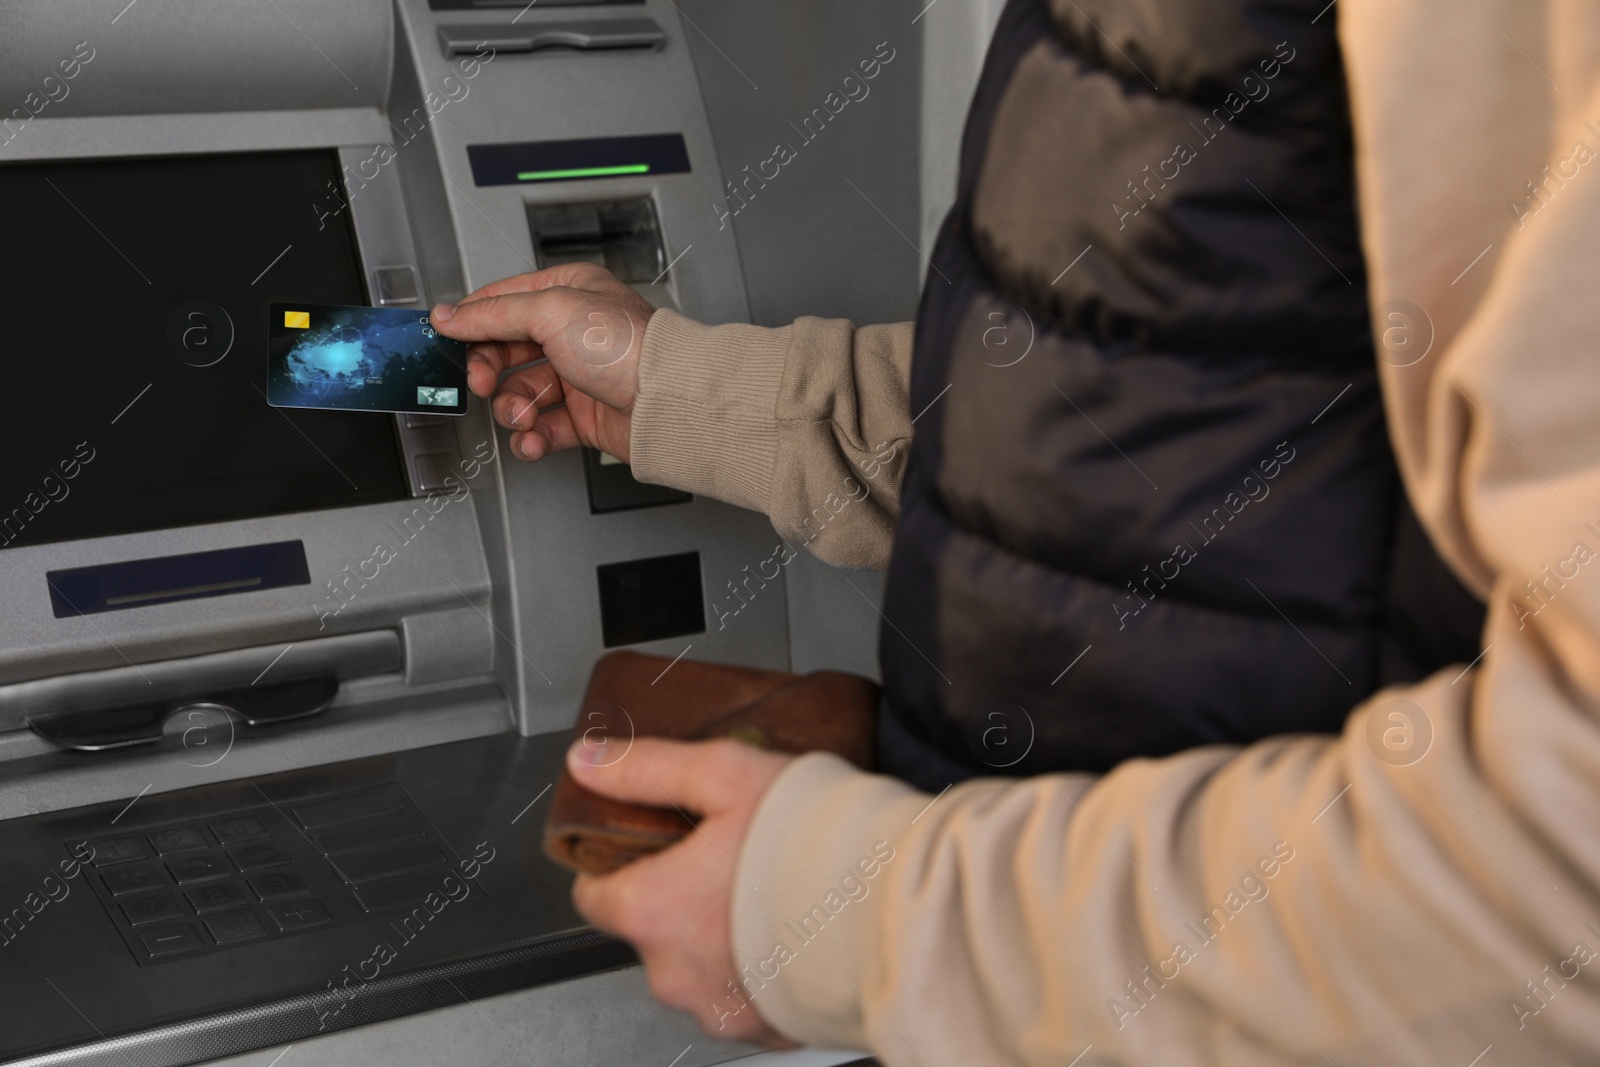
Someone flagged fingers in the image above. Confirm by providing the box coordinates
[567,736,787,815]
[571,851,711,956]
[464,340,542,398]
[457,262,618,306]
[493,363,564,429]
[508,407,581,461]
[431,287,586,346]
[569,736,719,811]
[571,868,640,939]
[574,871,790,1044]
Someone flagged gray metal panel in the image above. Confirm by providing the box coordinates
[187,962,869,1067]
[675,1,926,678]
[391,0,751,324]
[334,142,474,497]
[0,630,401,731]
[495,454,791,735]
[919,0,1007,260]
[0,499,494,686]
[384,0,791,732]
[0,110,393,161]
[0,680,509,821]
[0,110,393,162]
[339,144,431,308]
[677,0,924,330]
[0,0,391,117]
[401,607,494,686]
[783,553,885,681]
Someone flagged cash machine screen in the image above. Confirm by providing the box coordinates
[0,149,409,551]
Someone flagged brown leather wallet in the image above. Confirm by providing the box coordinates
[542,650,880,875]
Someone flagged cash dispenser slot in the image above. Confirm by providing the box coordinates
[28,676,339,752]
[0,630,400,739]
[527,197,667,282]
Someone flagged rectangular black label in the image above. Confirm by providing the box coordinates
[47,541,311,617]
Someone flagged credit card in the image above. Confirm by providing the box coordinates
[266,302,469,416]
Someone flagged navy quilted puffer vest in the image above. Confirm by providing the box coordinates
[877,0,1485,790]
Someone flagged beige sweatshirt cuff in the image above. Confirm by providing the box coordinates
[628,308,792,514]
[730,753,928,1048]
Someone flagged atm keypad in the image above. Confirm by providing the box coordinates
[67,784,477,966]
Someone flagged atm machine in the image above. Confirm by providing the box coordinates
[0,1,912,1064]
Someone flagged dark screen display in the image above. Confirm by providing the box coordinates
[0,150,409,551]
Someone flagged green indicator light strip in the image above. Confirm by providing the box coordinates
[516,163,651,181]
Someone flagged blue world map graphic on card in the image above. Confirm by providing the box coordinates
[267,303,468,415]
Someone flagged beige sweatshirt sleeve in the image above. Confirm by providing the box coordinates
[627,310,914,570]
[728,3,1600,1063]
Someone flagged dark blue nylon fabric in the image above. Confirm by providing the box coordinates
[875,0,1483,789]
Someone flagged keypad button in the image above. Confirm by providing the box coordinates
[248,871,308,901]
[266,898,330,932]
[211,817,269,846]
[85,837,146,866]
[337,842,446,885]
[185,880,248,915]
[313,815,426,856]
[167,853,226,883]
[120,893,182,926]
[351,872,444,912]
[229,844,289,872]
[148,827,208,855]
[139,923,204,957]
[205,911,267,944]
[294,792,403,831]
[103,864,165,897]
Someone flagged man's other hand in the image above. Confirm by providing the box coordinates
[566,736,797,1046]
[431,262,653,463]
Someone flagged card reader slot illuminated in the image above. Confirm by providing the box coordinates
[467,133,690,187]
